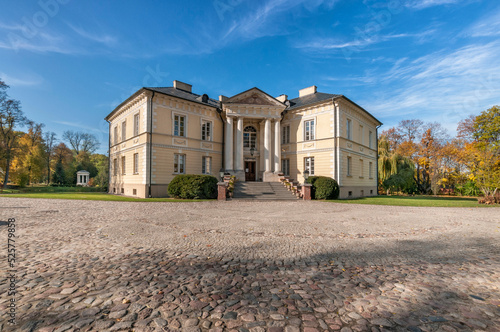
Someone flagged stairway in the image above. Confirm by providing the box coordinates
[232,182,298,201]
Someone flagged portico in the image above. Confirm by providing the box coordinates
[221,88,286,182]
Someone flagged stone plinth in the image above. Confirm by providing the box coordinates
[217,182,228,201]
[302,184,312,200]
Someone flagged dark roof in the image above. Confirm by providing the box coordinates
[286,92,382,125]
[145,87,220,108]
[286,92,341,110]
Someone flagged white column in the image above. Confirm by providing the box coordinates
[235,117,244,171]
[274,120,281,173]
[224,117,233,170]
[264,118,271,172]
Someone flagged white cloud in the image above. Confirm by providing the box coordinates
[169,0,339,55]
[406,0,463,10]
[0,29,76,54]
[66,23,118,45]
[464,8,500,37]
[358,42,500,128]
[0,72,44,87]
[53,121,107,134]
[296,30,435,54]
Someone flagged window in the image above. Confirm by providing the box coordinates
[121,156,126,175]
[359,159,364,177]
[201,120,212,141]
[133,153,139,174]
[134,113,140,136]
[369,162,373,178]
[113,127,118,145]
[282,125,290,144]
[174,115,186,137]
[133,189,137,195]
[174,154,185,174]
[282,159,290,176]
[113,158,117,176]
[359,125,364,144]
[347,156,352,176]
[304,157,315,176]
[304,119,315,141]
[121,121,126,141]
[243,126,257,148]
[347,119,352,140]
[369,131,373,149]
[202,156,212,174]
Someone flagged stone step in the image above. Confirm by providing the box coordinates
[232,182,298,201]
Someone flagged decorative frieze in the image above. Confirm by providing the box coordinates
[172,138,187,147]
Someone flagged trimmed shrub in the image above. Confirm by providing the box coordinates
[167,174,218,199]
[309,176,340,200]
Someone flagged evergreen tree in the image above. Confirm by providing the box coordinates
[52,160,66,185]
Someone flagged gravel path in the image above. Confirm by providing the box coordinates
[0,198,499,332]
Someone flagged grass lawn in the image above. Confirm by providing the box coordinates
[331,195,494,207]
[0,192,211,202]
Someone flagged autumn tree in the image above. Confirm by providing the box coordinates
[469,106,500,197]
[14,121,45,185]
[378,135,414,194]
[0,80,28,189]
[91,154,109,188]
[52,142,74,185]
[398,119,423,142]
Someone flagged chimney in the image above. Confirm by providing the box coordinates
[173,80,192,93]
[219,95,228,102]
[276,94,288,103]
[299,85,317,97]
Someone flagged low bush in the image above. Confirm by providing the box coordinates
[16,186,105,193]
[308,176,340,200]
[478,192,500,205]
[168,174,218,199]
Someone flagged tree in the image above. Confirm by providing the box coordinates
[398,119,423,142]
[0,80,28,189]
[473,106,500,149]
[81,133,100,154]
[63,130,100,154]
[457,115,476,141]
[469,106,500,197]
[43,132,57,184]
[52,160,66,185]
[378,135,414,194]
[18,121,45,185]
[379,127,402,151]
[52,142,74,185]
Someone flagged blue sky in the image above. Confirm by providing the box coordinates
[1,0,499,153]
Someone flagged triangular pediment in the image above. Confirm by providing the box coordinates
[225,88,286,108]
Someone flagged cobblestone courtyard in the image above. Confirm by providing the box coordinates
[1,198,499,332]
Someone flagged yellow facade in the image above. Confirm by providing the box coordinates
[105,81,381,198]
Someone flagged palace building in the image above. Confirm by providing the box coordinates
[105,80,382,199]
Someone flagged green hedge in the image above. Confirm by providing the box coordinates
[12,186,106,193]
[167,174,218,199]
[308,176,340,200]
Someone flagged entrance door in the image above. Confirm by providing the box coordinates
[245,161,256,181]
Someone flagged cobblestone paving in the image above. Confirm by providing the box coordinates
[0,198,499,332]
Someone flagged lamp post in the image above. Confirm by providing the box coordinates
[304,169,310,183]
[219,168,225,182]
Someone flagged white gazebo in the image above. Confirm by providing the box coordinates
[76,170,90,186]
